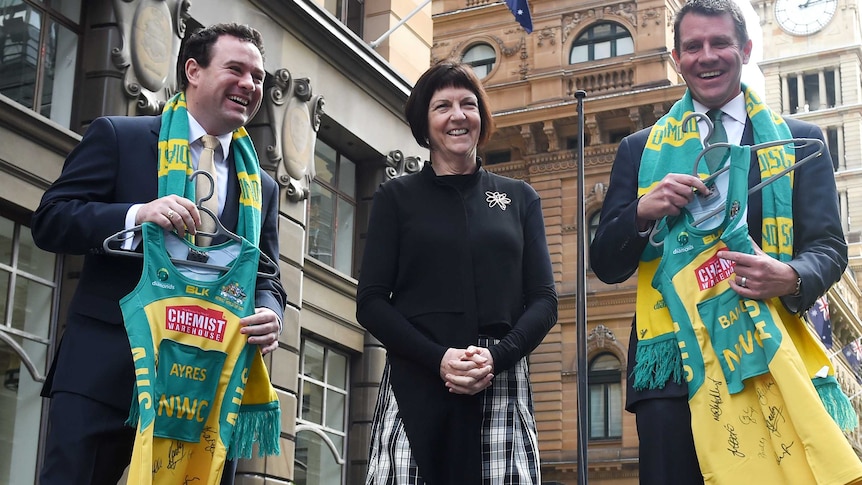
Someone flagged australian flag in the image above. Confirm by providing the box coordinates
[807,295,833,349]
[505,0,533,33]
[842,339,862,383]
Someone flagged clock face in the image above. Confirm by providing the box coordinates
[775,0,838,35]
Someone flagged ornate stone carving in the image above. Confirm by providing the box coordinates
[591,182,606,204]
[111,0,189,113]
[536,27,557,47]
[585,114,600,146]
[604,2,637,25]
[588,323,616,347]
[264,69,325,202]
[629,106,642,131]
[520,124,537,155]
[564,2,636,43]
[641,7,662,27]
[385,150,423,179]
[543,120,559,152]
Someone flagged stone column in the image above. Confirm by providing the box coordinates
[236,69,324,484]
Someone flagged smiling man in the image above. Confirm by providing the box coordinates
[590,0,851,483]
[32,23,286,485]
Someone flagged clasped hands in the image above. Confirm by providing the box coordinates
[440,346,495,395]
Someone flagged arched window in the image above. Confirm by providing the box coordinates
[570,22,634,64]
[588,353,622,439]
[463,43,496,79]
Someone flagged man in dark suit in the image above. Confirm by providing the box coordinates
[32,23,286,485]
[590,1,846,484]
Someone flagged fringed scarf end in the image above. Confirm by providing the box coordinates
[632,334,684,390]
[227,403,282,460]
[814,376,859,432]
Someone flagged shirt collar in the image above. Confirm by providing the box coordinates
[187,113,232,158]
[692,91,746,127]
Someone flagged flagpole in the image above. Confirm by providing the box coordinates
[575,89,589,485]
[369,0,433,49]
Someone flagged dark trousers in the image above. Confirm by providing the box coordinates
[634,396,704,485]
[39,392,236,485]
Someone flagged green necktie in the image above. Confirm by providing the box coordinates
[705,109,728,173]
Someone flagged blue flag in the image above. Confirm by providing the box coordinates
[842,339,862,384]
[807,295,833,349]
[505,0,533,33]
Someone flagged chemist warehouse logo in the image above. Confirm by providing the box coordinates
[695,254,735,291]
[165,305,227,342]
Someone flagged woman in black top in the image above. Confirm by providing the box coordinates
[357,60,558,484]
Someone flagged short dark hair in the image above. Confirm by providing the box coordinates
[178,23,265,90]
[673,0,749,53]
[404,59,495,149]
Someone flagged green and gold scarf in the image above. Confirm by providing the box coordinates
[126,92,279,464]
[633,85,855,429]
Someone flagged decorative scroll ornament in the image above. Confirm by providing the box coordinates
[264,68,325,202]
[111,0,189,114]
[385,150,422,180]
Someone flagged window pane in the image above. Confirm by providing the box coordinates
[325,389,345,431]
[594,40,611,60]
[308,183,335,266]
[570,44,588,63]
[295,431,342,485]
[0,218,12,266]
[52,0,82,23]
[0,338,46,485]
[327,351,347,389]
[589,385,606,438]
[303,341,325,381]
[323,0,343,20]
[617,36,634,56]
[608,382,622,437]
[12,277,52,339]
[334,197,354,275]
[17,227,54,280]
[593,23,611,37]
[301,381,323,424]
[463,44,495,64]
[0,271,8,324]
[0,1,41,110]
[337,156,355,198]
[314,141,337,187]
[40,19,76,127]
[464,44,496,79]
[591,354,620,372]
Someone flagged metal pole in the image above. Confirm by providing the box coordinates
[369,0,433,49]
[575,89,589,485]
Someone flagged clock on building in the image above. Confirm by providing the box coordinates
[774,0,838,35]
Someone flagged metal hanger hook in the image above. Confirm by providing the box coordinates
[190,169,216,206]
[682,111,714,144]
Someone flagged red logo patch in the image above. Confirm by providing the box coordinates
[165,305,227,342]
[695,254,735,291]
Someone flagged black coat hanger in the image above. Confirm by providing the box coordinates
[101,170,279,279]
[648,112,826,246]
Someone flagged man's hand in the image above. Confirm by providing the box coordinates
[440,346,494,395]
[720,244,800,300]
[136,195,201,236]
[636,173,711,230]
[240,307,280,354]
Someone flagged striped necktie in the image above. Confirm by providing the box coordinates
[705,109,729,173]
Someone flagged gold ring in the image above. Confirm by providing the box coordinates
[740,276,747,288]
[167,209,175,220]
